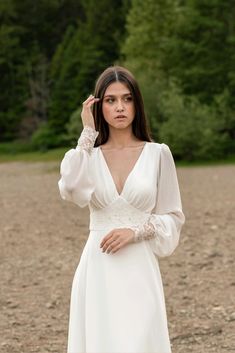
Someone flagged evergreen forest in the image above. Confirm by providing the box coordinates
[1,0,235,160]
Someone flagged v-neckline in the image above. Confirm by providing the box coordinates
[99,142,148,197]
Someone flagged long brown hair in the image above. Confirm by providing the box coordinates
[92,66,152,147]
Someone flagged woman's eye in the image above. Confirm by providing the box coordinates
[106,98,114,103]
[105,96,132,103]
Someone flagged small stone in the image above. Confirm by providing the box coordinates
[228,312,235,321]
[212,306,223,311]
[180,309,187,314]
[12,321,20,326]
[46,302,54,309]
[8,302,19,309]
[210,225,218,230]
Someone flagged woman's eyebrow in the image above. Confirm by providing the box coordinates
[103,93,132,98]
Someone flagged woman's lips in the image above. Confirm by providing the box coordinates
[115,115,127,119]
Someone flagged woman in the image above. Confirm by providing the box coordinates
[58,65,185,353]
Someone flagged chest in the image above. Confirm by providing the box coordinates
[90,142,160,211]
[100,146,145,195]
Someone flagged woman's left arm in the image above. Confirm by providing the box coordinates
[130,143,185,257]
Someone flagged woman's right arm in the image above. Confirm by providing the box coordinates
[58,94,100,208]
[58,126,99,207]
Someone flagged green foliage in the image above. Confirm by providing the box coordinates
[121,0,183,139]
[0,0,84,141]
[0,22,28,139]
[30,122,68,151]
[0,0,235,160]
[213,89,235,149]
[121,0,235,160]
[65,107,83,145]
[48,0,129,139]
[136,75,169,139]
[0,145,68,162]
[122,0,175,75]
[158,87,228,160]
[164,0,235,103]
[48,24,83,135]
[136,77,228,160]
[0,140,33,154]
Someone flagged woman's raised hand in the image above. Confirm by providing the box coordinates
[81,94,100,129]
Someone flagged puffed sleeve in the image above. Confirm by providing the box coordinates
[58,125,99,208]
[130,143,185,257]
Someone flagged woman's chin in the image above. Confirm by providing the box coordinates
[113,120,132,128]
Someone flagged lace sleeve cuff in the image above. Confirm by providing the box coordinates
[76,125,99,154]
[130,215,156,242]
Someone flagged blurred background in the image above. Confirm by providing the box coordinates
[0,0,235,161]
[0,1,235,353]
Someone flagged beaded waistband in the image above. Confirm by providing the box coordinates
[89,200,149,231]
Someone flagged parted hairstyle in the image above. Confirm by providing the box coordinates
[92,65,152,147]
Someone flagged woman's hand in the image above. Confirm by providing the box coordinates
[100,228,135,254]
[81,94,100,129]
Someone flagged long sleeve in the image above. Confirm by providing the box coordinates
[58,126,99,208]
[130,143,185,257]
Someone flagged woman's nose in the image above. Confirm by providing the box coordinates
[116,99,124,111]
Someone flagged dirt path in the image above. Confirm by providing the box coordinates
[0,161,234,353]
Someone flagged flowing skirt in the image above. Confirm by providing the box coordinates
[67,229,172,353]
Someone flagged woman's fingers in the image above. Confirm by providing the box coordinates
[105,239,121,254]
[82,95,100,113]
[100,228,135,254]
[111,243,122,254]
[83,94,94,103]
[81,94,100,128]
[86,98,100,108]
[83,94,100,107]
[101,233,118,252]
[100,231,114,247]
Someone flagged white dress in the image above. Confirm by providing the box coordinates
[58,126,185,353]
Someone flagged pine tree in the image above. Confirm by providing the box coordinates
[122,0,235,158]
[122,0,176,75]
[0,2,28,140]
[166,0,235,103]
[0,0,84,141]
[48,0,130,138]
[121,0,178,137]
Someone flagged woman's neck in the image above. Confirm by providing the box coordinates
[105,127,140,149]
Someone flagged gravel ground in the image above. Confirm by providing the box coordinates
[0,161,234,353]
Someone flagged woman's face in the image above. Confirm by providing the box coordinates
[102,81,135,130]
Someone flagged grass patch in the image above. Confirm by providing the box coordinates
[0,141,33,154]
[0,141,235,165]
[0,143,69,163]
[176,154,235,167]
[0,140,72,162]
